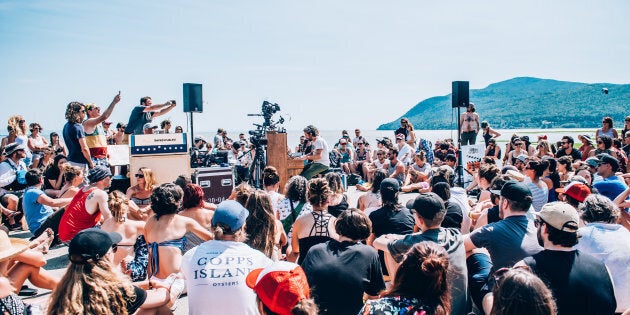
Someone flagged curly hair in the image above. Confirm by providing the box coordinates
[48,256,135,315]
[183,183,205,209]
[151,183,183,219]
[263,166,280,187]
[63,164,83,184]
[579,194,619,224]
[387,242,450,315]
[65,102,85,124]
[307,178,332,207]
[244,190,277,258]
[285,176,308,203]
[108,191,129,222]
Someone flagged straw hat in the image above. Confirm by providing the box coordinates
[0,230,29,262]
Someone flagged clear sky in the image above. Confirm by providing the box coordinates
[1,0,629,133]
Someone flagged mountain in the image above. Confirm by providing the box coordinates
[377,77,630,130]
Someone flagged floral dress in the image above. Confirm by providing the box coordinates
[360,296,433,315]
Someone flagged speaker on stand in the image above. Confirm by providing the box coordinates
[183,83,203,150]
[452,81,469,188]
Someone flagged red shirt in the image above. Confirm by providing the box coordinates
[58,187,101,242]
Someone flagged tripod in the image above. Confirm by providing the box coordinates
[246,144,267,189]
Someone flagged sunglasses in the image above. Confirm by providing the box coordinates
[357,143,364,145]
[18,120,25,123]
[135,173,145,178]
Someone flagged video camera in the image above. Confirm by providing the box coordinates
[190,149,229,168]
[247,100,285,148]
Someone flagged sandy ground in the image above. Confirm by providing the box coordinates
[14,186,420,314]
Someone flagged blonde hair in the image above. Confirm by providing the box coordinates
[7,115,26,136]
[138,167,157,191]
[108,191,129,222]
[244,190,276,258]
[48,257,135,315]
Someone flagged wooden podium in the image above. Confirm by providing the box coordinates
[266,132,303,193]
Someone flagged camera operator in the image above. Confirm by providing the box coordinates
[299,125,330,179]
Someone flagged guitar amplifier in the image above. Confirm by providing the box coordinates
[192,167,234,204]
[130,133,188,155]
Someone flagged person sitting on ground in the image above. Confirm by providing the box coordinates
[246,261,318,315]
[534,140,554,159]
[48,228,175,314]
[179,184,214,252]
[101,191,146,272]
[262,166,284,213]
[27,123,49,170]
[288,178,338,265]
[510,202,617,315]
[374,192,468,314]
[506,138,527,166]
[464,181,542,311]
[277,176,312,243]
[48,163,83,199]
[336,138,353,174]
[490,267,556,315]
[351,139,371,179]
[524,159,550,212]
[22,169,72,240]
[578,134,595,161]
[357,169,386,214]
[592,135,618,159]
[485,138,502,160]
[401,151,432,193]
[126,167,157,221]
[432,182,464,231]
[556,155,574,182]
[364,148,389,184]
[394,133,414,166]
[324,172,348,218]
[0,143,28,230]
[360,242,451,315]
[385,147,406,185]
[556,136,582,161]
[144,183,213,282]
[245,190,287,261]
[576,194,630,312]
[57,166,114,243]
[593,153,628,201]
[481,121,501,147]
[596,116,619,140]
[472,175,511,230]
[182,200,273,314]
[302,209,385,314]
[0,126,17,160]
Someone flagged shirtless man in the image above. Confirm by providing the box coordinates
[460,103,480,145]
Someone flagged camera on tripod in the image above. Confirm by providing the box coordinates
[249,129,268,146]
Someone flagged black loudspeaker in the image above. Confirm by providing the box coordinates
[183,83,203,113]
[452,81,469,108]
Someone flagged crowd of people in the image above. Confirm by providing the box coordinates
[0,97,629,314]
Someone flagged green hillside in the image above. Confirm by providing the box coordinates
[377,77,630,130]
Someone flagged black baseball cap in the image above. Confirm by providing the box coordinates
[406,192,446,221]
[596,153,619,171]
[380,178,400,198]
[69,228,121,264]
[490,180,532,201]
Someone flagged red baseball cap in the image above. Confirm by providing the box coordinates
[246,261,310,315]
[555,182,591,202]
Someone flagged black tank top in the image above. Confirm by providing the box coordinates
[327,195,349,217]
[297,211,334,265]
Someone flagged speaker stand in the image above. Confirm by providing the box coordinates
[456,105,464,188]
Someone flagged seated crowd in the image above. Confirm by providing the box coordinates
[0,112,629,315]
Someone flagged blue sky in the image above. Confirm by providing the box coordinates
[1,0,629,133]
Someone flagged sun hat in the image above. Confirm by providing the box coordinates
[537,202,579,232]
[211,200,249,231]
[246,261,310,315]
[68,228,122,264]
[0,230,29,262]
[555,182,590,203]
[87,166,112,183]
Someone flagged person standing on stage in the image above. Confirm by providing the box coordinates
[124,96,177,137]
[460,102,480,145]
[300,125,330,179]
[83,92,121,168]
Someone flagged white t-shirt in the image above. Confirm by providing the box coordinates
[182,240,272,315]
[313,136,330,167]
[397,143,414,165]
